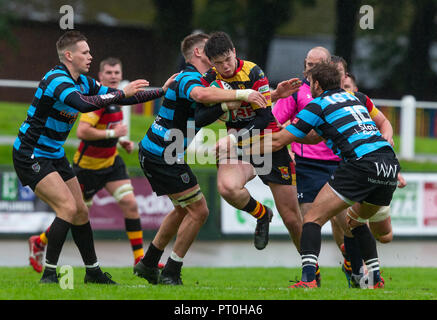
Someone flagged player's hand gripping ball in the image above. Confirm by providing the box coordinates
[209,79,241,121]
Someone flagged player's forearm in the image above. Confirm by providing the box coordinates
[195,103,224,127]
[64,90,126,113]
[77,125,115,141]
[117,88,165,104]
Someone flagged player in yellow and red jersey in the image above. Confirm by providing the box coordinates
[195,31,303,258]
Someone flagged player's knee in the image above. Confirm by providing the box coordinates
[217,180,238,200]
[118,196,138,214]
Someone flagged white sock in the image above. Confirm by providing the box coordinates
[170,251,184,262]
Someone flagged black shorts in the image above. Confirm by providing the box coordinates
[12,149,75,191]
[252,146,295,186]
[138,146,198,196]
[73,155,130,200]
[328,147,400,206]
[295,155,340,203]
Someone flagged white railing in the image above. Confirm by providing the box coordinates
[1,79,437,160]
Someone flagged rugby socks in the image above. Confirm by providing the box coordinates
[44,217,71,274]
[351,224,382,283]
[141,242,164,268]
[125,218,144,264]
[343,235,363,275]
[36,226,50,248]
[163,256,183,276]
[70,221,100,272]
[242,196,267,219]
[299,222,322,282]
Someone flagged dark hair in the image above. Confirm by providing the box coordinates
[56,31,87,60]
[308,62,342,91]
[180,32,210,62]
[99,57,122,72]
[346,72,356,84]
[331,55,348,73]
[204,31,234,60]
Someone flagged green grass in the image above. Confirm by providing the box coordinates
[1,101,436,171]
[1,266,436,300]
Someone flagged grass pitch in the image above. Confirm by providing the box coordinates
[1,266,436,300]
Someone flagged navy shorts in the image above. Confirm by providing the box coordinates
[13,149,76,191]
[73,155,130,200]
[294,155,340,203]
[329,147,400,206]
[138,145,198,196]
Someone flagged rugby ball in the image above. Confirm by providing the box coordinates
[209,79,240,122]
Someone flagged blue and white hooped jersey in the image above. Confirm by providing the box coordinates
[140,63,203,159]
[14,64,109,159]
[286,88,392,161]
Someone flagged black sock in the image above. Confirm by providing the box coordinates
[351,224,381,282]
[71,221,99,270]
[344,235,363,275]
[142,242,164,268]
[44,217,71,272]
[300,222,321,282]
[163,257,183,275]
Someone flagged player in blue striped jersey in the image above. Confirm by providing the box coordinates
[134,32,268,285]
[13,31,172,284]
[230,62,400,289]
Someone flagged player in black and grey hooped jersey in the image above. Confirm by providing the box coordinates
[13,30,167,285]
[135,32,268,286]
[230,62,401,289]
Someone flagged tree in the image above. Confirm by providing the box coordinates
[152,0,194,78]
[334,0,361,67]
[243,0,293,70]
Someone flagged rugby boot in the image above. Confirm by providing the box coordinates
[40,270,59,284]
[134,260,160,284]
[288,280,318,289]
[84,269,117,285]
[28,235,44,273]
[254,207,273,250]
[159,269,183,286]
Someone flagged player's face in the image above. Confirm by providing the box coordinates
[310,78,323,98]
[343,76,357,92]
[210,49,237,78]
[99,64,122,89]
[70,40,92,74]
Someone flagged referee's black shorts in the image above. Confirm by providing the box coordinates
[328,147,400,206]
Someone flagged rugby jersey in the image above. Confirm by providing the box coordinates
[13,64,109,159]
[73,104,122,170]
[201,59,279,134]
[273,82,380,162]
[140,63,203,159]
[286,88,392,161]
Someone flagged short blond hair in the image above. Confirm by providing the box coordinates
[180,33,210,62]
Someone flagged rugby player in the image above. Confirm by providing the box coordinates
[196,31,303,260]
[240,62,400,289]
[28,57,174,273]
[133,32,268,285]
[15,31,161,284]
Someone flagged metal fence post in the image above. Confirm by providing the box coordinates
[400,95,416,160]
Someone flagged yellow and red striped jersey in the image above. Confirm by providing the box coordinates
[73,104,123,170]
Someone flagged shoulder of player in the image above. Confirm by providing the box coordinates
[243,60,266,81]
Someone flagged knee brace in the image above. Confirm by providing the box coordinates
[112,183,134,202]
[368,206,390,223]
[346,207,367,228]
[170,187,203,208]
